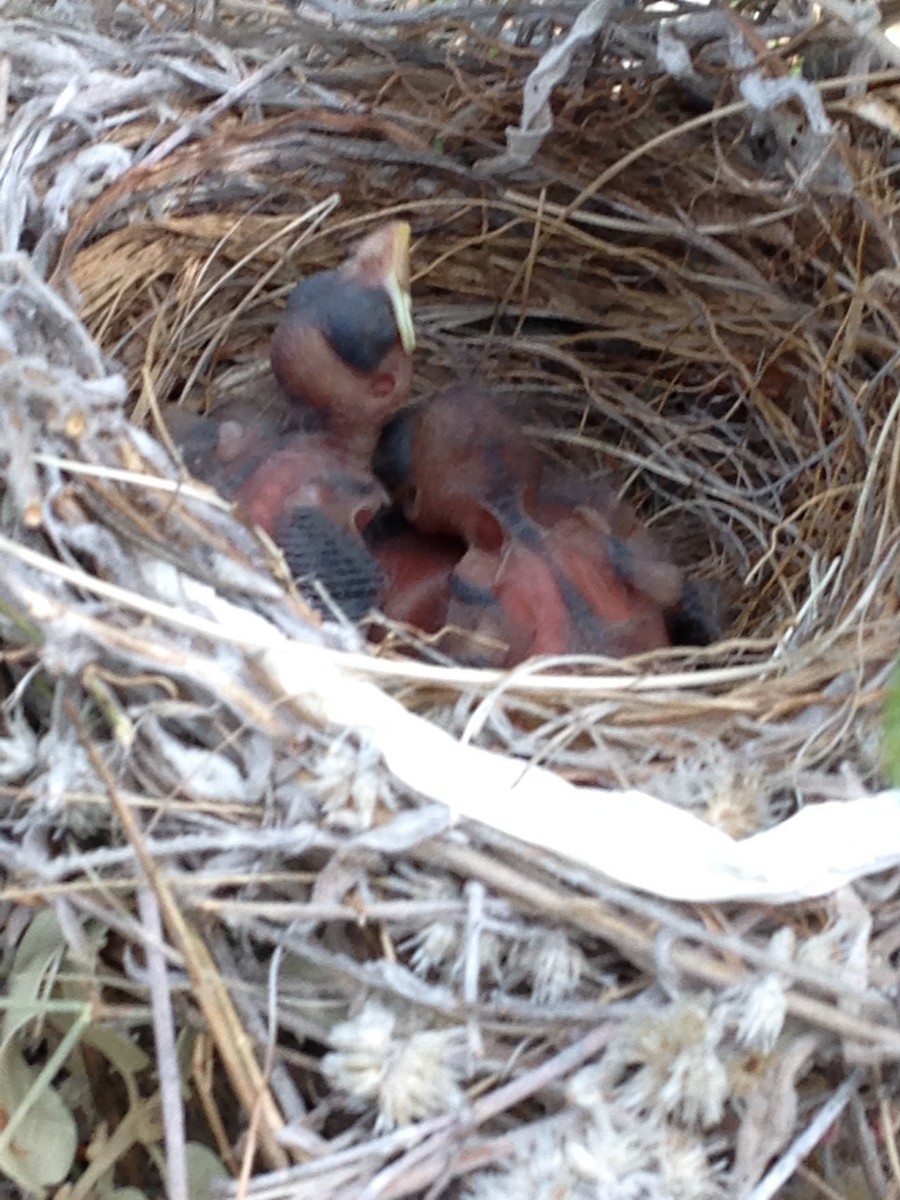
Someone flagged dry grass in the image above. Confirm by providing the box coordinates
[1,0,900,1196]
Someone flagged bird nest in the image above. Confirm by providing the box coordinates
[3,0,900,1197]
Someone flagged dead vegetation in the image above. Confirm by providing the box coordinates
[1,0,900,1195]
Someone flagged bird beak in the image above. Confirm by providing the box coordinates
[383,222,417,355]
[348,221,417,354]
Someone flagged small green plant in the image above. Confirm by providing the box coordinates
[0,910,226,1197]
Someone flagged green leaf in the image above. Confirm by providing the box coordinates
[81,1024,151,1076]
[0,1045,78,1190]
[184,1142,229,1200]
[1,910,67,1045]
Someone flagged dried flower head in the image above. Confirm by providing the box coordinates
[602,996,730,1128]
[322,1001,466,1129]
[659,1128,726,1200]
[463,1127,568,1200]
[390,871,463,980]
[404,919,460,978]
[400,913,506,992]
[734,974,788,1054]
[508,928,586,1004]
[312,734,394,829]
[728,927,793,1053]
[465,1099,724,1200]
[658,744,767,838]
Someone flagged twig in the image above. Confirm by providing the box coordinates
[137,886,190,1200]
[73,706,290,1171]
[744,1070,863,1200]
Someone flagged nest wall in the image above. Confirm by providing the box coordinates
[3,3,900,1198]
[61,30,900,787]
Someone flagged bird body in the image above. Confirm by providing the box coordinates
[375,387,701,665]
[366,522,463,635]
[231,434,386,540]
[440,515,673,667]
[375,386,541,548]
[445,542,571,665]
[169,222,416,619]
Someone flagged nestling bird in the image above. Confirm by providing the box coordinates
[363,511,464,635]
[270,221,416,458]
[168,221,418,618]
[375,384,543,549]
[375,387,708,666]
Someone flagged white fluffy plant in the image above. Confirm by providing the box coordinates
[464,1076,725,1200]
[322,1000,468,1130]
